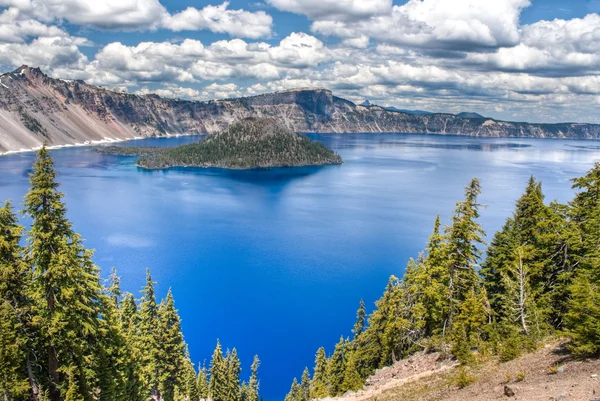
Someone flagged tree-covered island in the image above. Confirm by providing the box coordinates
[97,118,343,170]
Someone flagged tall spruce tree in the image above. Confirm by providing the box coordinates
[420,215,450,337]
[119,293,144,401]
[182,349,200,401]
[352,300,366,339]
[340,351,362,393]
[327,337,346,396]
[24,147,106,401]
[209,341,228,401]
[197,364,209,399]
[482,177,569,331]
[0,201,31,401]
[565,163,600,355]
[225,348,241,401]
[283,378,301,401]
[299,368,310,401]
[247,355,259,401]
[498,246,539,336]
[138,269,160,399]
[310,347,328,399]
[444,178,486,336]
[157,290,187,401]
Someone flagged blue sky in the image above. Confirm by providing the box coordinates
[0,0,599,123]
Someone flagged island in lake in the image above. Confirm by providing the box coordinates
[97,118,343,170]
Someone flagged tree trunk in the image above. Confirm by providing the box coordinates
[26,357,40,401]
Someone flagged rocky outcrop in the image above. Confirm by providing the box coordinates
[0,65,599,154]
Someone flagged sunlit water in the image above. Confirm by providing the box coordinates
[0,133,598,401]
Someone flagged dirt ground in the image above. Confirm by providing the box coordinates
[326,341,600,401]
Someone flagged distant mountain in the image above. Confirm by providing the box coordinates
[360,100,372,106]
[384,106,432,115]
[0,66,599,154]
[457,112,485,119]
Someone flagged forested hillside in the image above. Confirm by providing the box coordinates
[285,168,600,401]
[0,148,260,401]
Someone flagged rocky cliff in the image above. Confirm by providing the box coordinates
[1,66,599,153]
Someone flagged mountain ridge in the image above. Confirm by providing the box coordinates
[0,65,599,154]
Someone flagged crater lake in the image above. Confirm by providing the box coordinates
[1,133,598,401]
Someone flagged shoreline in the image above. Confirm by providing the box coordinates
[134,159,344,171]
[3,131,599,157]
[0,133,203,157]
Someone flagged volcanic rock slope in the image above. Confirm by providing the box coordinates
[0,65,599,153]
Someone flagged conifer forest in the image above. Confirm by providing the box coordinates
[0,148,260,401]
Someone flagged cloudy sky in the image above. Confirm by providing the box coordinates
[0,0,599,123]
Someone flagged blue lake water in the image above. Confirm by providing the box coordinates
[0,133,599,400]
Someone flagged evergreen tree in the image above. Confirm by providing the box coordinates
[107,267,122,310]
[482,177,570,330]
[24,147,106,401]
[310,347,328,399]
[197,364,209,399]
[444,178,486,335]
[138,269,160,398]
[119,293,144,401]
[0,201,31,401]
[352,300,366,339]
[420,215,450,337]
[565,163,600,355]
[340,351,362,393]
[225,348,241,401]
[327,337,346,396]
[157,290,187,401]
[283,378,301,401]
[299,368,310,401]
[451,288,489,364]
[96,290,127,401]
[499,246,539,336]
[247,355,260,401]
[182,349,200,401]
[209,341,228,401]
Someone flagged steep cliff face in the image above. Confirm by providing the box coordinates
[0,66,598,153]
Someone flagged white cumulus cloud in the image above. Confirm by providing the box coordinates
[162,1,273,39]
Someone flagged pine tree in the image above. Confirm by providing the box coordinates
[247,355,259,401]
[451,288,489,364]
[24,147,106,401]
[499,246,539,336]
[565,269,600,356]
[482,177,569,330]
[352,300,366,339]
[0,202,31,400]
[119,293,145,401]
[310,347,328,399]
[225,348,241,401]
[352,277,398,377]
[300,368,310,401]
[444,178,486,335]
[283,378,301,401]
[197,364,209,399]
[138,269,160,399]
[420,215,450,337]
[340,351,362,393]
[107,267,122,310]
[209,341,228,401]
[96,291,127,401]
[182,349,200,401]
[157,289,187,401]
[327,337,346,396]
[565,163,600,355]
